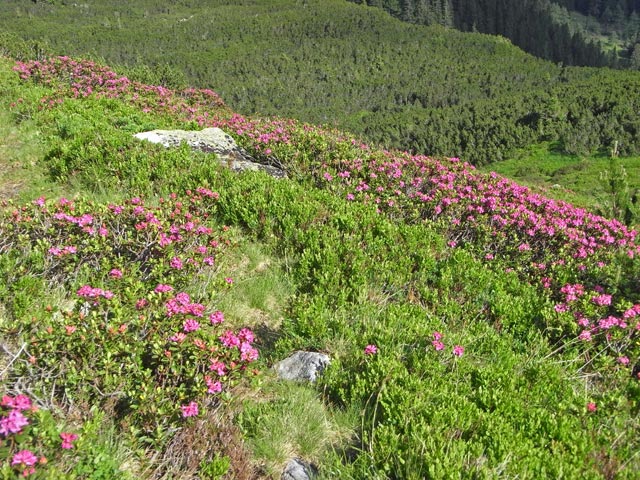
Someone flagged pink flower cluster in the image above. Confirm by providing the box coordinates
[48,245,77,256]
[165,292,205,317]
[180,401,199,418]
[364,344,378,355]
[1,395,50,477]
[76,285,114,300]
[60,432,78,449]
[218,328,259,362]
[13,56,225,121]
[430,332,464,357]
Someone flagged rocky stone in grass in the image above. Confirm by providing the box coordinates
[133,127,287,178]
[274,351,330,383]
[282,458,316,480]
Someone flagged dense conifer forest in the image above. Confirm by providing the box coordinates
[1,1,640,164]
[351,0,618,67]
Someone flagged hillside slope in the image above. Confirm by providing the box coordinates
[2,54,640,478]
[1,0,640,164]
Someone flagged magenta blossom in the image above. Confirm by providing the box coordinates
[0,409,30,436]
[181,401,199,418]
[1,395,32,411]
[364,344,378,355]
[11,450,38,468]
[219,330,240,348]
[205,376,222,394]
[237,328,255,343]
[591,294,612,307]
[170,256,183,270]
[209,310,225,324]
[453,345,465,357]
[60,432,78,449]
[209,361,227,376]
[109,269,123,278]
[183,319,200,333]
[240,342,259,362]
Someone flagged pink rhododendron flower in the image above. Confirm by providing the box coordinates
[183,319,200,333]
[432,340,445,351]
[135,298,149,310]
[2,395,32,411]
[578,330,592,341]
[205,376,222,394]
[587,402,597,412]
[181,401,199,417]
[209,361,227,376]
[453,345,464,357]
[618,356,630,366]
[240,342,259,362]
[209,311,225,324]
[170,332,187,343]
[577,317,590,327]
[154,284,173,293]
[591,294,612,306]
[364,344,378,355]
[11,450,38,467]
[219,330,240,348]
[237,328,255,344]
[109,269,123,278]
[60,432,78,449]
[170,257,183,270]
[0,409,30,435]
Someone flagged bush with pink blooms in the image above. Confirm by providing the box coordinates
[3,54,640,478]
[1,188,259,476]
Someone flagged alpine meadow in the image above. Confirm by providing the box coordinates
[1,1,640,479]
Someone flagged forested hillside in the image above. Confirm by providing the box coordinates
[351,0,616,67]
[1,0,640,165]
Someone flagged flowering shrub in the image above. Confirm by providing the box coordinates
[0,394,78,477]
[1,188,260,465]
[6,55,640,477]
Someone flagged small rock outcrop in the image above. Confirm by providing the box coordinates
[133,127,286,178]
[274,351,330,383]
[282,458,316,480]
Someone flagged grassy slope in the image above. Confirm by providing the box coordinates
[480,142,640,212]
[1,55,640,479]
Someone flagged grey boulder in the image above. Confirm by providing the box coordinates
[282,458,316,480]
[133,127,286,178]
[274,351,330,383]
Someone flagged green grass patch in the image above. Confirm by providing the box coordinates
[483,141,640,212]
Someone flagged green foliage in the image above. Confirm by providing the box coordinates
[484,142,640,216]
[358,0,616,67]
[2,54,640,479]
[597,156,639,226]
[1,0,640,165]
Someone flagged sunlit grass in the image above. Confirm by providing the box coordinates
[483,141,640,211]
